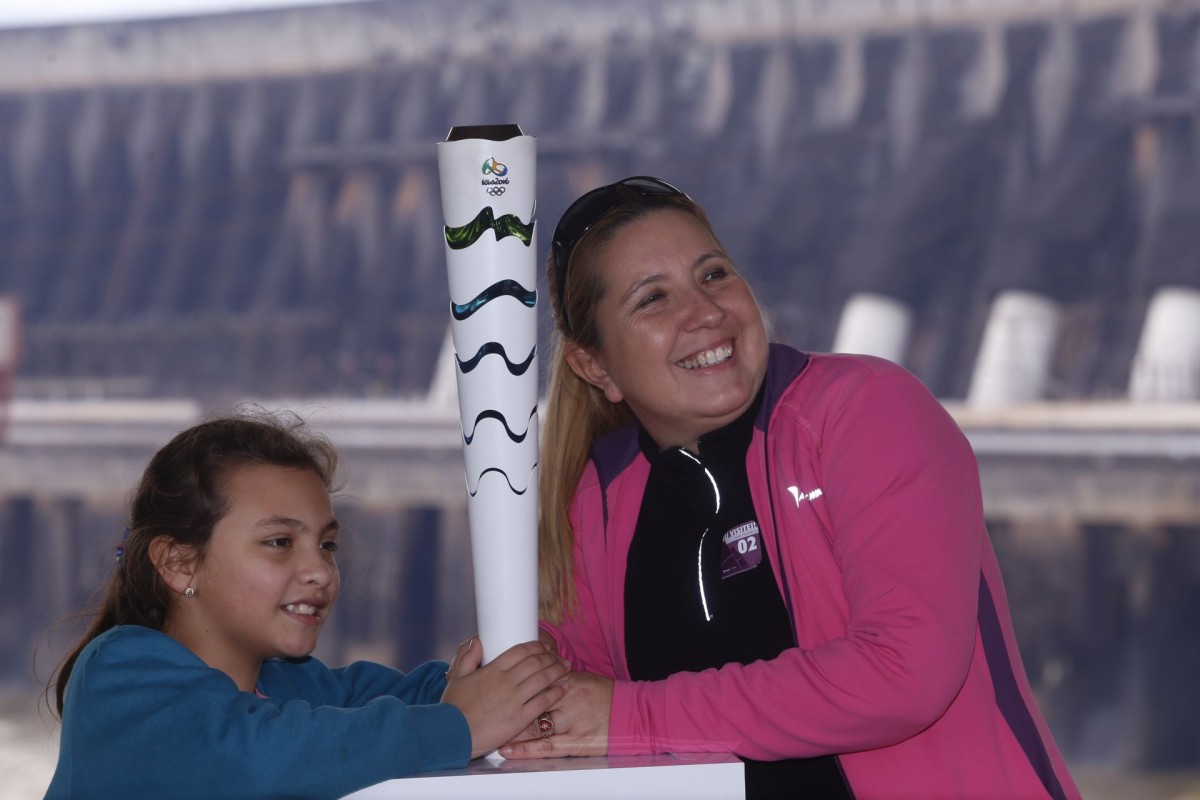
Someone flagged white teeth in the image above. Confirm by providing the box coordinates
[679,344,733,370]
[285,603,318,616]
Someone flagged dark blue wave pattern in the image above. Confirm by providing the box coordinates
[466,464,539,497]
[462,406,538,445]
[457,342,536,375]
[451,279,537,321]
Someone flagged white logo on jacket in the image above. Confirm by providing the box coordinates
[786,486,823,507]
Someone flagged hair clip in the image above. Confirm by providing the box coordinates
[114,525,131,565]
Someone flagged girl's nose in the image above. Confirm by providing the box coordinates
[300,548,336,587]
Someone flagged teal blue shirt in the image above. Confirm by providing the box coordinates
[46,625,470,799]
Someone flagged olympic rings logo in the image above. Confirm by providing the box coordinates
[487,186,506,196]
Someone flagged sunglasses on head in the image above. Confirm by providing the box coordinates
[550,176,688,337]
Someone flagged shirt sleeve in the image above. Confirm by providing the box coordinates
[56,627,470,800]
[606,372,985,760]
[301,657,451,708]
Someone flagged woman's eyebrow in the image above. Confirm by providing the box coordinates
[619,273,666,304]
[620,250,726,298]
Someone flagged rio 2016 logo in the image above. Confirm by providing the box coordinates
[482,157,508,177]
[481,157,511,195]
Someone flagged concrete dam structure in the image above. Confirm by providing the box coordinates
[0,0,1198,772]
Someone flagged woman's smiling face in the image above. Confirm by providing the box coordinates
[567,208,768,450]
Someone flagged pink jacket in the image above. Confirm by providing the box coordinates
[543,346,1080,800]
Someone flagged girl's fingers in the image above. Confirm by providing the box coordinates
[503,651,568,685]
[450,636,481,677]
[489,640,553,671]
[522,680,569,717]
[517,659,571,696]
[507,663,570,705]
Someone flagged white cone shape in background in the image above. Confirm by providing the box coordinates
[0,296,18,438]
[831,292,913,364]
[967,290,1061,407]
[0,296,17,372]
[437,128,539,664]
[1129,286,1200,402]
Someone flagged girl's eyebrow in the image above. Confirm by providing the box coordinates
[254,516,339,534]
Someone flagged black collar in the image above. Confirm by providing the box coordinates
[637,382,766,465]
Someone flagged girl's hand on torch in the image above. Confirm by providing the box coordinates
[442,637,571,759]
[499,670,612,759]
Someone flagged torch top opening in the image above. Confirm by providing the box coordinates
[446,124,524,142]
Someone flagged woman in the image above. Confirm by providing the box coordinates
[501,177,1080,800]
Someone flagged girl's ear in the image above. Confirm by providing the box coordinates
[148,535,198,595]
[564,342,624,404]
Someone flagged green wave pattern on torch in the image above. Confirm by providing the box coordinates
[444,206,534,250]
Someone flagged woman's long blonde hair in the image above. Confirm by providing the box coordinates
[538,189,719,622]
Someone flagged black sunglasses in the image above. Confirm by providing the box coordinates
[550,176,688,336]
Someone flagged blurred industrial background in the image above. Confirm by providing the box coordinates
[1,0,1199,797]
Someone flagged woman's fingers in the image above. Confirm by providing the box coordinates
[501,671,611,760]
[501,735,568,759]
[506,704,568,747]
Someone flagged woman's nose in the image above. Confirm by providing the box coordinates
[683,287,725,328]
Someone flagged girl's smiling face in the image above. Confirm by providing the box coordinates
[567,208,769,451]
[165,463,340,691]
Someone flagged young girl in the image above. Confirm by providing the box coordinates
[45,411,568,800]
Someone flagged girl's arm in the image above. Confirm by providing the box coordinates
[306,656,451,708]
[58,626,469,800]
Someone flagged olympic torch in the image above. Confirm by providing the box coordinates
[436,125,539,664]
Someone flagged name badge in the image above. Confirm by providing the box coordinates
[720,520,762,579]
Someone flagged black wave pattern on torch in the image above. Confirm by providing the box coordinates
[456,342,536,376]
[444,206,534,250]
[451,279,537,321]
[462,406,538,446]
[463,406,540,497]
[466,464,539,497]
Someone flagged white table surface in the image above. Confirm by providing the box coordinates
[341,752,745,799]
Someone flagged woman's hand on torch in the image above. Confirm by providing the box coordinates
[499,670,613,759]
[442,637,571,759]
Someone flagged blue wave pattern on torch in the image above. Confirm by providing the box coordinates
[450,279,537,320]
